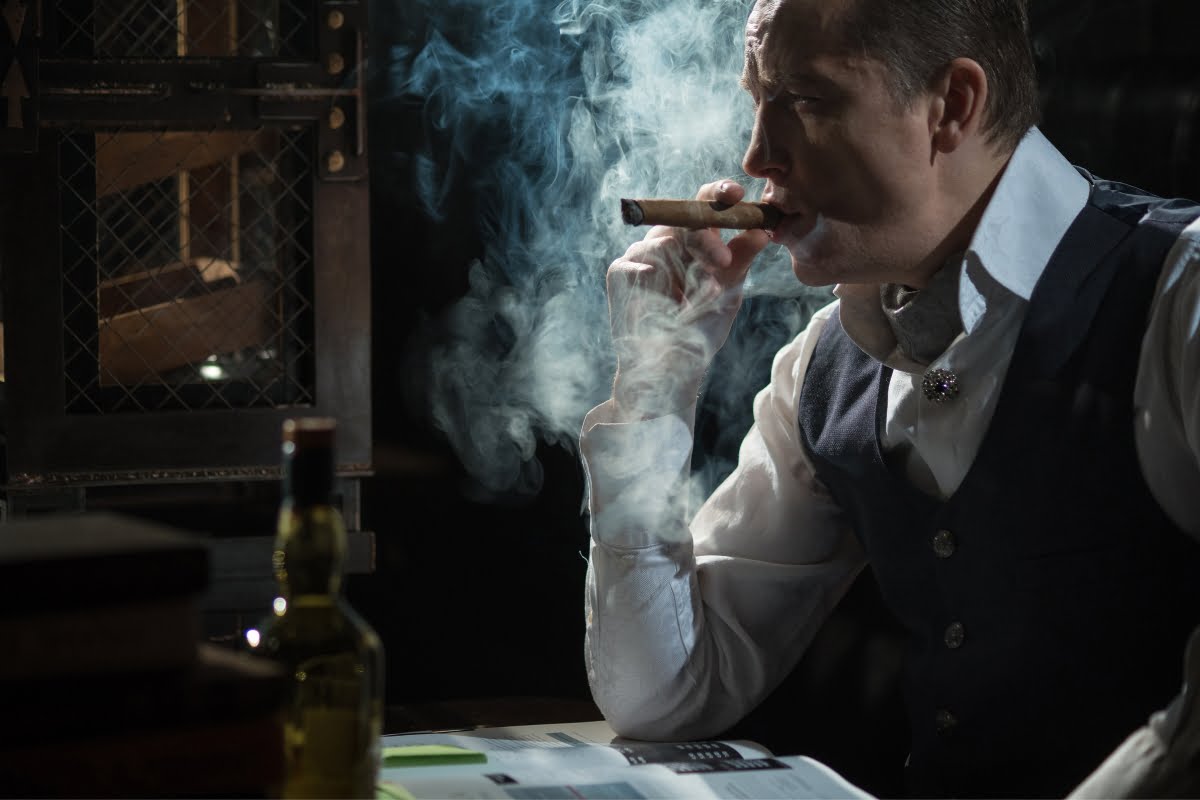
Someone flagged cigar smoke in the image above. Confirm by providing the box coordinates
[388,0,829,498]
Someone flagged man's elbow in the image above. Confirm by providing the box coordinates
[601,706,688,741]
[589,680,733,742]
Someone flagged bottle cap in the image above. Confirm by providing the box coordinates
[282,417,336,447]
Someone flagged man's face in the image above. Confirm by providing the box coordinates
[743,0,942,286]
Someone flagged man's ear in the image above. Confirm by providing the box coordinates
[928,57,989,154]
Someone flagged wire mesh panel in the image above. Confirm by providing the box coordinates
[0,0,371,480]
[54,0,315,59]
[59,127,316,413]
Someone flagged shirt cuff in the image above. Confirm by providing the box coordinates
[580,399,697,549]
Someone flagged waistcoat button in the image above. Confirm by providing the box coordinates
[935,709,958,734]
[944,621,966,649]
[932,529,957,558]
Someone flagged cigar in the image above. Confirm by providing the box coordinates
[620,198,781,230]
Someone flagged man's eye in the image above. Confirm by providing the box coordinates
[765,90,821,110]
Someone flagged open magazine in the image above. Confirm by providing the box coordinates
[378,720,874,799]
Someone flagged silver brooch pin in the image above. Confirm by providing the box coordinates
[922,368,960,403]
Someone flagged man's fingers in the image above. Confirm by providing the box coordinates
[682,229,733,270]
[608,237,690,306]
[727,229,771,274]
[697,179,746,206]
[643,224,676,241]
[614,179,764,306]
[608,258,669,300]
[622,225,752,297]
[624,236,680,264]
[623,236,690,278]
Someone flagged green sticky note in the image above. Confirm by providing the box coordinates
[376,782,416,800]
[382,744,488,767]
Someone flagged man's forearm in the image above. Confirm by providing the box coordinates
[580,398,738,737]
[584,538,761,741]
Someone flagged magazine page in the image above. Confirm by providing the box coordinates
[381,754,874,799]
[379,721,874,799]
[380,720,773,776]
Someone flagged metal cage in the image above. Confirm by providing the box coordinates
[0,0,371,491]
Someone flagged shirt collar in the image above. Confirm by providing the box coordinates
[956,126,1090,331]
[835,127,1091,364]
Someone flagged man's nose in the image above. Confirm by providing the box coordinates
[742,106,788,179]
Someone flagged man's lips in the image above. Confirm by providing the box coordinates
[763,199,803,217]
[764,206,816,244]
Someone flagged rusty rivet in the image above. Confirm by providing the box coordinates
[328,106,346,130]
[327,9,345,29]
[326,52,345,75]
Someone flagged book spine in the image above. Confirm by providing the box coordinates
[0,597,198,680]
[0,711,285,796]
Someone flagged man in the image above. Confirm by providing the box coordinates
[580,0,1200,796]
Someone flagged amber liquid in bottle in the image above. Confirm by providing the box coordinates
[254,418,384,799]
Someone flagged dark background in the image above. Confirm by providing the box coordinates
[351,0,1200,791]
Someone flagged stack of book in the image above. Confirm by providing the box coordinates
[0,511,286,797]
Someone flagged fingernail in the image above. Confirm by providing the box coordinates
[720,181,730,193]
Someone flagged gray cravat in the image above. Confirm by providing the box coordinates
[880,260,964,367]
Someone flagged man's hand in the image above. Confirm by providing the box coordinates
[606,180,770,420]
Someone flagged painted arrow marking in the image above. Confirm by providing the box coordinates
[2,0,25,45]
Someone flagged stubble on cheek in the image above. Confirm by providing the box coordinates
[781,214,839,284]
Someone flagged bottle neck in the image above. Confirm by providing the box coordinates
[275,505,347,599]
[277,443,344,599]
[284,444,335,508]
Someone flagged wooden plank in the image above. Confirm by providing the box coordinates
[94,131,267,196]
[98,279,272,386]
[97,258,240,317]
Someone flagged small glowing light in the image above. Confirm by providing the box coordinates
[273,596,288,615]
[199,363,226,380]
[244,628,261,648]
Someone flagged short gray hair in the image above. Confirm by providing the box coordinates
[840,0,1039,152]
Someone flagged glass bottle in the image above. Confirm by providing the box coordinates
[252,417,384,798]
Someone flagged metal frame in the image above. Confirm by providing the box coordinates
[0,0,371,487]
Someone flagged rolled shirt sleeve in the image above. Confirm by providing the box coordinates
[581,302,865,740]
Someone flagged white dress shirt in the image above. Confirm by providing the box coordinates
[580,128,1200,741]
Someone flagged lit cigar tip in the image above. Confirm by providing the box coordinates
[620,198,644,226]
